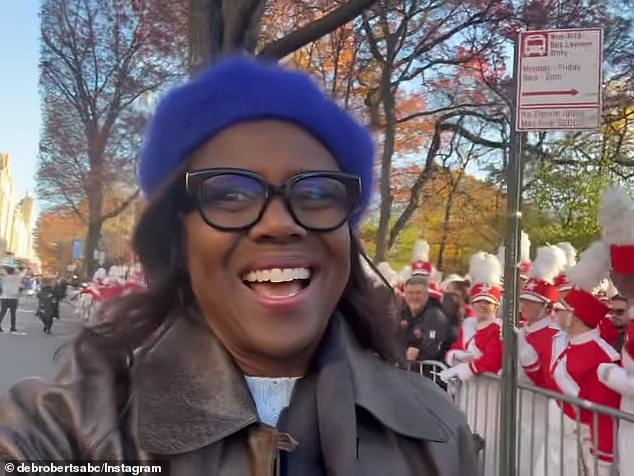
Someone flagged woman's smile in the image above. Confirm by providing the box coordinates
[183,120,351,375]
[239,257,317,310]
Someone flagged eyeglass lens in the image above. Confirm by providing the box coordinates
[198,173,354,230]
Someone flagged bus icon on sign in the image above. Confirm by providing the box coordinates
[524,34,548,57]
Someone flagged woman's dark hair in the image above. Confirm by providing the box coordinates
[75,167,400,366]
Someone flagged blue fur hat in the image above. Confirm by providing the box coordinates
[138,55,375,225]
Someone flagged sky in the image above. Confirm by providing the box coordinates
[0,1,40,200]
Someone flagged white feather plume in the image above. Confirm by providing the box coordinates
[556,242,577,270]
[530,245,567,283]
[412,240,430,262]
[593,279,609,296]
[469,252,487,278]
[376,262,399,286]
[361,255,375,278]
[431,268,443,283]
[567,240,610,292]
[606,280,619,298]
[376,261,393,278]
[469,252,502,285]
[520,231,531,262]
[398,265,411,283]
[599,185,634,245]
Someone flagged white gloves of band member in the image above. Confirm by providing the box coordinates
[515,327,539,367]
[439,363,473,383]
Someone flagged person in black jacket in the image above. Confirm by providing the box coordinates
[400,275,451,365]
[36,280,57,334]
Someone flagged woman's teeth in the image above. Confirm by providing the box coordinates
[242,267,311,283]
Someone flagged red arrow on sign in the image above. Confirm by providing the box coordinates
[522,89,579,97]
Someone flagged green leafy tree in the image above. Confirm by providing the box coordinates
[524,161,611,250]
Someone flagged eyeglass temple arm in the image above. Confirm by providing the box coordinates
[359,249,395,292]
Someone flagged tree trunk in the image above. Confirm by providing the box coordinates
[188,0,265,73]
[83,130,106,279]
[437,175,462,270]
[189,0,214,74]
[373,71,396,262]
[83,219,103,279]
[221,0,265,55]
[386,122,444,249]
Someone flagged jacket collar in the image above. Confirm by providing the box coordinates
[132,309,449,455]
[475,317,499,330]
[526,316,556,334]
[569,327,600,345]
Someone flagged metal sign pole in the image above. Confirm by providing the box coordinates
[498,32,524,476]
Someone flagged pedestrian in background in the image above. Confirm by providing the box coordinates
[0,266,23,334]
[607,294,629,352]
[36,279,57,334]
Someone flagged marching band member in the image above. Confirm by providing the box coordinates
[594,185,634,476]
[440,251,503,475]
[549,242,621,476]
[441,252,503,380]
[517,245,566,386]
[410,239,435,278]
[515,245,566,476]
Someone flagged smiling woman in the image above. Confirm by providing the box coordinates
[0,56,475,475]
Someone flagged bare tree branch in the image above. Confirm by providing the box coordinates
[100,189,141,222]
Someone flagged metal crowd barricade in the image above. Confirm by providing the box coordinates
[402,363,634,475]
[405,360,487,471]
[453,373,634,476]
[404,359,449,386]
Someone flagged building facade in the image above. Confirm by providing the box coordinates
[0,152,37,268]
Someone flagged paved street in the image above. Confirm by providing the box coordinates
[0,296,81,394]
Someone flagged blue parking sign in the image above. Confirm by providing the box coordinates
[72,240,83,260]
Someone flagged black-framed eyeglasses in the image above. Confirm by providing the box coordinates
[183,168,361,232]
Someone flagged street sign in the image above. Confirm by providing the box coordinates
[516,28,603,131]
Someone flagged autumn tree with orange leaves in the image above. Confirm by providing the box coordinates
[34,207,86,275]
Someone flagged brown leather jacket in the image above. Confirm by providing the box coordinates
[0,310,476,475]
